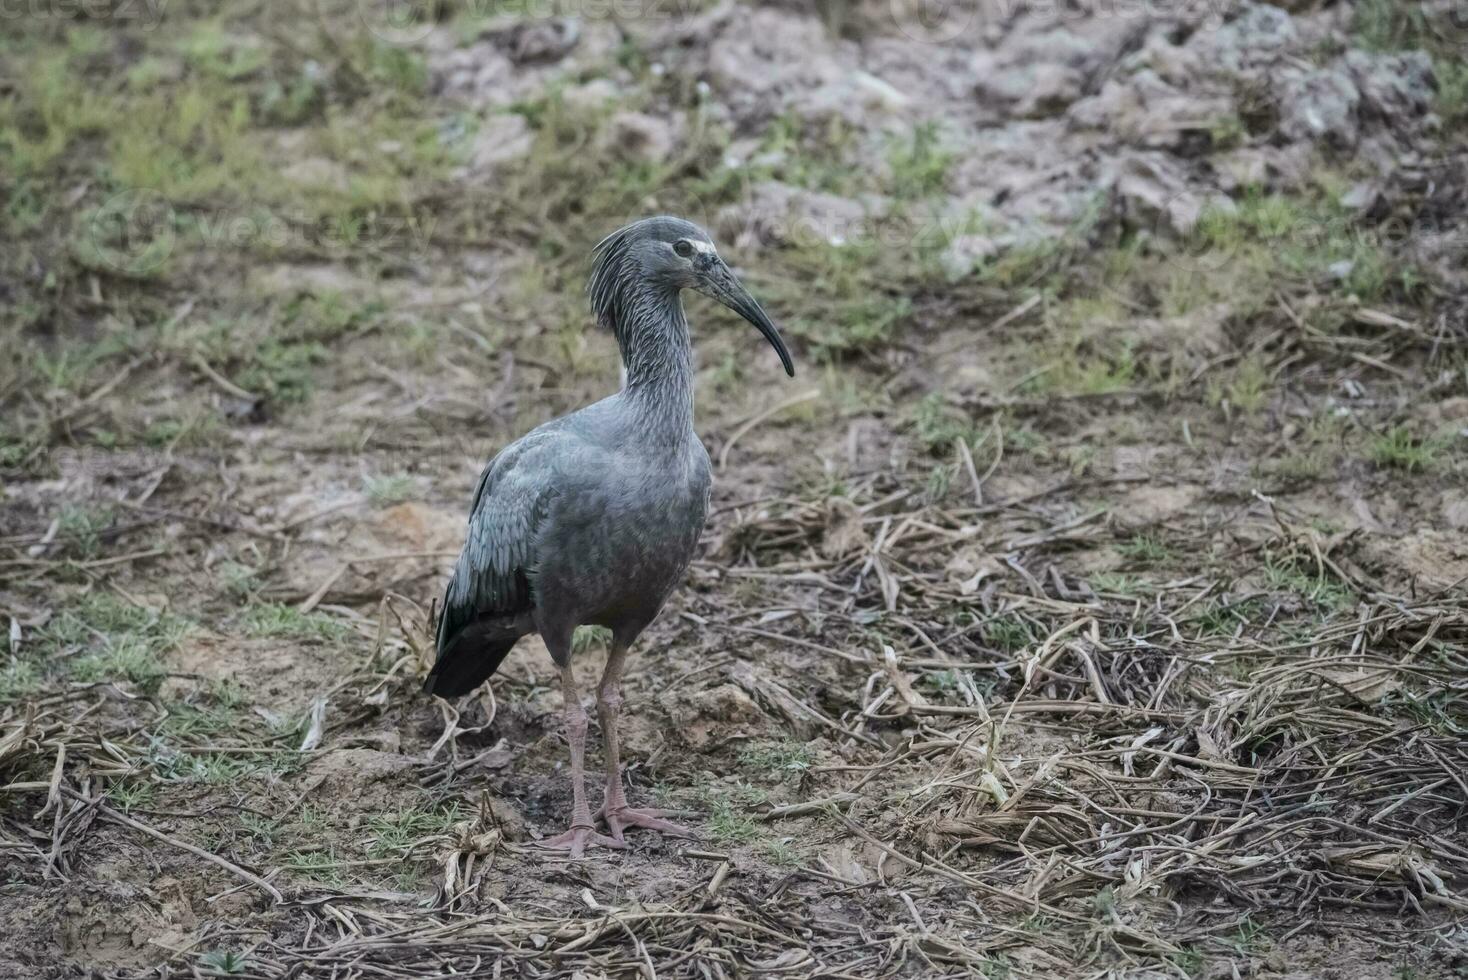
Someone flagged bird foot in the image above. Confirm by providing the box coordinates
[596,804,697,843]
[535,822,627,859]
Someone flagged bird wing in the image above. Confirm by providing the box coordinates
[434,432,563,659]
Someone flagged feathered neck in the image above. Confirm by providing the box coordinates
[589,243,694,434]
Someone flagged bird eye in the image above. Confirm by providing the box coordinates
[673,239,694,258]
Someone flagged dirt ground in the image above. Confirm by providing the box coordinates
[3,0,1467,977]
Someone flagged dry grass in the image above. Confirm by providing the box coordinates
[3,2,1468,978]
[4,441,1467,976]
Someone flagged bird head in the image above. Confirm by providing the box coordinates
[590,216,794,377]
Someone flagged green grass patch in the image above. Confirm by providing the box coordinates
[217,562,260,598]
[366,803,462,859]
[364,472,415,507]
[1352,0,1441,51]
[240,603,348,642]
[13,594,191,696]
[198,951,249,975]
[283,848,345,885]
[1380,689,1468,736]
[1207,357,1271,414]
[737,740,813,776]
[886,122,952,200]
[922,667,995,701]
[1262,557,1354,611]
[54,504,116,559]
[1090,572,1146,597]
[158,684,250,741]
[1191,599,1261,638]
[1118,533,1173,564]
[769,237,916,359]
[71,636,169,689]
[153,751,257,785]
[0,54,115,179]
[1368,426,1449,472]
[107,778,158,812]
[0,661,42,703]
[751,111,860,196]
[1189,189,1412,304]
[981,614,1034,653]
[761,838,803,867]
[911,392,979,454]
[571,625,613,656]
[1436,58,1468,126]
[706,800,761,844]
[232,338,327,405]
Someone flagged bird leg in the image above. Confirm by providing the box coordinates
[537,661,625,858]
[594,642,694,842]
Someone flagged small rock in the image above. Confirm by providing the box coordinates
[1015,64,1085,119]
[1111,153,1225,237]
[157,677,202,702]
[561,78,619,111]
[1068,70,1233,150]
[459,113,533,178]
[1132,303,1231,358]
[667,683,761,747]
[850,71,911,111]
[717,180,884,251]
[1442,493,1468,531]
[1328,259,1356,281]
[432,43,514,103]
[1204,3,1299,80]
[1213,142,1315,192]
[493,17,579,65]
[1346,49,1435,125]
[939,234,999,280]
[1439,397,1468,421]
[1214,147,1271,189]
[280,157,351,192]
[598,111,677,164]
[487,797,527,841]
[797,71,913,126]
[1121,29,1202,86]
[1339,180,1382,213]
[372,502,463,553]
[977,59,1084,118]
[1278,68,1360,147]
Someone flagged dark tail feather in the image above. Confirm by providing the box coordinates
[423,625,520,698]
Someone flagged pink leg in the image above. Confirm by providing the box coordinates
[537,661,625,858]
[594,643,695,842]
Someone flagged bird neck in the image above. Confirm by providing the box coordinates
[616,283,695,435]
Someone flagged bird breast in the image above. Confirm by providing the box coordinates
[534,444,710,636]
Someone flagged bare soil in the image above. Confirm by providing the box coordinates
[3,1,1467,978]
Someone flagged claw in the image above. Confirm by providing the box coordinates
[596,805,697,843]
[536,823,627,859]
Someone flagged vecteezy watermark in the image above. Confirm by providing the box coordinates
[349,0,437,45]
[0,0,168,29]
[888,0,981,44]
[346,0,706,45]
[85,190,177,276]
[888,0,1257,44]
[84,190,441,275]
[1142,186,1237,275]
[1428,2,1468,43]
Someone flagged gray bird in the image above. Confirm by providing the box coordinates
[425,216,794,856]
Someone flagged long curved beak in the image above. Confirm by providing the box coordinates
[697,260,795,377]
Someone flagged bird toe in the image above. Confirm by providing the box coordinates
[535,824,627,858]
[601,806,698,841]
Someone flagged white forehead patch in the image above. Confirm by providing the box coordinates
[689,239,716,255]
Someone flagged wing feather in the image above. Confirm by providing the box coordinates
[434,433,562,659]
